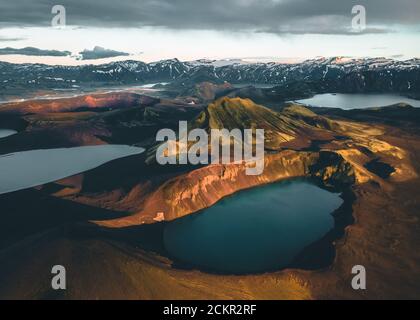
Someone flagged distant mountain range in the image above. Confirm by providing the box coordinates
[1,57,420,97]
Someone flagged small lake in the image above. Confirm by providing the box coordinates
[137,82,169,89]
[163,179,343,274]
[0,129,17,139]
[294,93,420,110]
[233,83,277,89]
[0,145,145,195]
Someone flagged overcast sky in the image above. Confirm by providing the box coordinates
[0,0,419,64]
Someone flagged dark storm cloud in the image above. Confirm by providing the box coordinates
[0,0,419,34]
[260,26,392,36]
[77,46,130,60]
[0,46,71,56]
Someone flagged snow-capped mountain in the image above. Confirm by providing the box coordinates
[1,57,419,94]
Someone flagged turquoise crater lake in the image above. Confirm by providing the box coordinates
[163,180,343,274]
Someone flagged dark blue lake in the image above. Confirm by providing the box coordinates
[163,179,343,274]
[0,129,17,139]
[0,145,145,195]
[294,93,420,110]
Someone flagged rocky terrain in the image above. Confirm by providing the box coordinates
[0,86,420,299]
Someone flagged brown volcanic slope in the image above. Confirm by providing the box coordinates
[61,97,345,226]
[0,92,153,154]
[0,92,159,115]
[71,97,403,227]
[0,92,202,154]
[190,97,335,150]
[179,81,235,102]
[0,97,420,299]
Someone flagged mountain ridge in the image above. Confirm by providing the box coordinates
[1,57,419,98]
